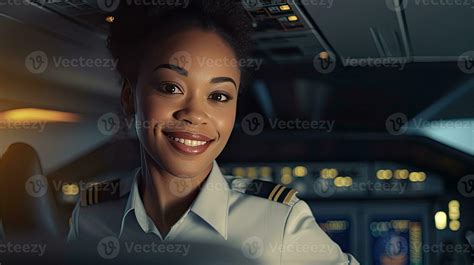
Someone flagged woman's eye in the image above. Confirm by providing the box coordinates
[158,83,183,94]
[209,92,232,102]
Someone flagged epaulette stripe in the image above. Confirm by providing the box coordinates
[283,189,297,205]
[273,186,286,202]
[268,184,282,200]
[80,179,121,206]
[80,189,87,206]
[276,186,292,203]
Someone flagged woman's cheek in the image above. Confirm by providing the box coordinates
[213,105,236,140]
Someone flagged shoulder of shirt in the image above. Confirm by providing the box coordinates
[224,175,300,207]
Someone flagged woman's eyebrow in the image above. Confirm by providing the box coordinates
[152,64,188,76]
[210,77,237,88]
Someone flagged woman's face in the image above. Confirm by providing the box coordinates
[132,29,240,178]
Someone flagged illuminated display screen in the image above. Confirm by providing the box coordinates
[316,218,351,253]
[370,217,423,265]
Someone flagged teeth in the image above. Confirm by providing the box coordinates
[167,135,208,147]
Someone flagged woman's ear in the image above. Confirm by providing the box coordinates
[121,79,135,115]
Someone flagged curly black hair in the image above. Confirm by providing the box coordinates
[107,0,254,90]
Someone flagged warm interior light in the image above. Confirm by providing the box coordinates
[334,176,352,187]
[377,169,393,180]
[287,15,298,22]
[394,169,409,179]
[62,184,79,196]
[0,108,81,122]
[435,211,447,230]
[281,174,293,185]
[232,167,245,177]
[259,167,272,178]
[281,167,292,175]
[279,4,291,11]
[448,200,460,220]
[293,166,307,177]
[449,220,460,231]
[105,16,115,23]
[409,172,427,182]
[247,167,258,179]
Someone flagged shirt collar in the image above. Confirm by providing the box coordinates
[119,167,151,237]
[189,160,230,240]
[119,161,230,240]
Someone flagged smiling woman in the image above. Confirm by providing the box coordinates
[66,1,359,264]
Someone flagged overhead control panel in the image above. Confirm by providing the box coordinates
[242,0,333,63]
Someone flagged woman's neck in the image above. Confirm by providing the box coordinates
[138,148,212,238]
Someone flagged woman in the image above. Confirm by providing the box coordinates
[68,1,359,264]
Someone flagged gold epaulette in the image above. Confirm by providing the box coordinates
[80,179,121,207]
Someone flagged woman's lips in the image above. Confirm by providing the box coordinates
[164,131,214,155]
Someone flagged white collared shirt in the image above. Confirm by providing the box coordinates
[68,161,359,265]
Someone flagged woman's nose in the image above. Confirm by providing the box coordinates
[173,99,209,125]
